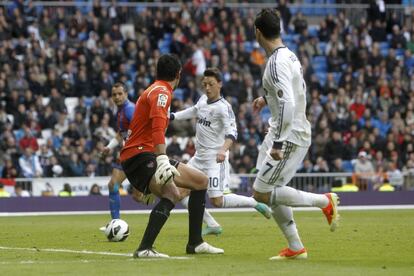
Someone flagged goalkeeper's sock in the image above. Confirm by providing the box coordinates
[181,195,220,228]
[271,205,304,251]
[138,198,175,251]
[109,183,120,219]
[222,193,257,208]
[271,186,329,208]
[187,189,206,246]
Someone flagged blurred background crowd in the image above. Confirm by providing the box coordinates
[0,0,414,192]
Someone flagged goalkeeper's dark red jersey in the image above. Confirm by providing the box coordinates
[120,80,172,162]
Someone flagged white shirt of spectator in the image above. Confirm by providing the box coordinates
[262,46,311,148]
[18,152,43,178]
[192,48,206,76]
[173,94,237,160]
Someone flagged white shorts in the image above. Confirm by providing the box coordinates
[253,141,309,193]
[188,155,230,198]
[256,132,273,171]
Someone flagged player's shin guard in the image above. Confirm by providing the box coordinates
[138,198,175,251]
[187,189,206,247]
[109,183,120,219]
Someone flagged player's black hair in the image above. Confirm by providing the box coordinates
[254,8,281,40]
[112,81,128,93]
[203,67,222,82]
[156,54,182,82]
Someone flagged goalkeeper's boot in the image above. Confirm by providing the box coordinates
[133,248,169,258]
[186,242,224,254]
[322,193,340,232]
[254,202,272,219]
[202,225,223,236]
[269,247,307,260]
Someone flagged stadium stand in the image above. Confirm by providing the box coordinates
[0,1,413,192]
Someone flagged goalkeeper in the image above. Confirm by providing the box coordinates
[120,54,223,258]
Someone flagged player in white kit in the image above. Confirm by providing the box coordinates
[252,9,340,260]
[171,68,272,235]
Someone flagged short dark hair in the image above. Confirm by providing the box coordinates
[112,82,127,93]
[203,67,222,82]
[156,54,181,81]
[254,9,281,40]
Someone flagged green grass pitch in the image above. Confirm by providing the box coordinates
[1,210,414,275]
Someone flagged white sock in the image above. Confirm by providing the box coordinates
[222,193,257,208]
[271,205,304,251]
[180,196,220,228]
[271,186,329,208]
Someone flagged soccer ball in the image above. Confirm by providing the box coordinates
[104,219,129,242]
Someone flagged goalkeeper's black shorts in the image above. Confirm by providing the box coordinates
[121,152,179,195]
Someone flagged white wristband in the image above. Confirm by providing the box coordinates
[107,138,119,150]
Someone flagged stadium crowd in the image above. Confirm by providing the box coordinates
[0,1,414,191]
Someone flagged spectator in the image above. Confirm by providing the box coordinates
[354,151,375,190]
[12,183,30,197]
[18,147,43,178]
[293,12,307,35]
[0,181,11,197]
[89,183,102,196]
[67,153,85,177]
[277,0,291,34]
[58,183,74,197]
[324,131,346,167]
[166,136,183,159]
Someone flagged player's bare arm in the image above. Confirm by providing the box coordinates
[252,96,267,113]
[217,138,233,163]
[101,133,123,157]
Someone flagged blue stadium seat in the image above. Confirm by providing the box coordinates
[302,0,314,16]
[316,72,327,86]
[308,25,319,38]
[319,42,327,54]
[260,107,271,123]
[158,36,172,54]
[326,0,337,15]
[402,0,414,5]
[342,160,354,172]
[332,72,342,85]
[244,41,253,53]
[379,42,389,56]
[283,34,295,43]
[285,42,297,53]
[83,97,94,108]
[173,88,185,101]
[314,0,325,16]
[395,48,405,59]
[313,56,327,72]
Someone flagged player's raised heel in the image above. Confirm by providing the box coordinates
[133,248,169,258]
[202,226,223,236]
[255,203,272,219]
[186,242,224,254]
[322,193,340,232]
[269,247,308,260]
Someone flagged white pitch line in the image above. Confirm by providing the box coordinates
[1,205,414,217]
[0,246,193,260]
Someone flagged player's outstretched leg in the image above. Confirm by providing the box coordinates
[213,193,272,219]
[271,186,340,231]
